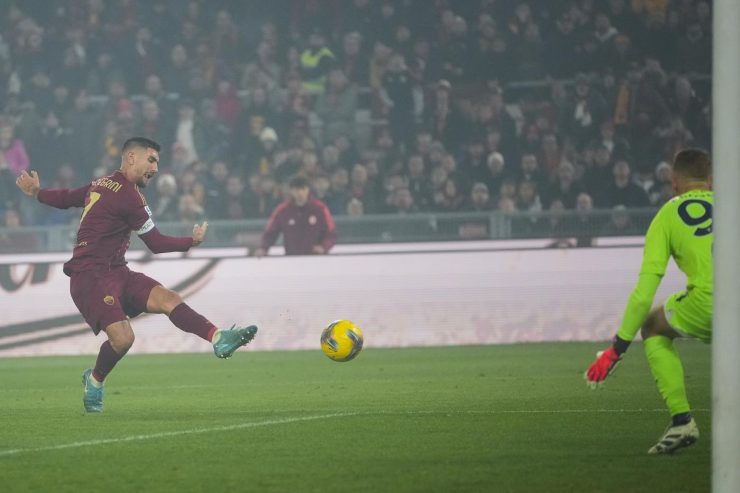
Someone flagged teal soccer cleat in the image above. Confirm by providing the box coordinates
[82,368,103,413]
[212,325,258,359]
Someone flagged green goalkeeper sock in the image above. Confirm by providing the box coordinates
[644,336,691,416]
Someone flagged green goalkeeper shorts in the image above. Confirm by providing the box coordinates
[663,288,712,343]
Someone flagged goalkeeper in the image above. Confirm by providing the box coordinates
[585,148,713,455]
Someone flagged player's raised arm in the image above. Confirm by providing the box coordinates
[17,170,91,208]
[137,223,202,254]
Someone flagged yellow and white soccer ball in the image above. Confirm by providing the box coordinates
[321,320,364,362]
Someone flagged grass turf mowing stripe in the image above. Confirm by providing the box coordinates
[0,412,357,458]
[0,408,710,458]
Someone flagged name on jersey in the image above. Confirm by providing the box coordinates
[92,177,123,193]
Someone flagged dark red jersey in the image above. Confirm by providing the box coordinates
[38,171,190,275]
[261,197,337,255]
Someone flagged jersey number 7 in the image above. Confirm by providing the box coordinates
[80,192,102,223]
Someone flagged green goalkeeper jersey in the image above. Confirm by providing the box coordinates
[616,189,713,342]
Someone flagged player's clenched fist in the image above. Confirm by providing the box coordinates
[16,170,41,197]
[192,221,208,246]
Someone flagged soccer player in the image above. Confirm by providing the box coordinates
[254,174,336,257]
[16,137,257,413]
[585,148,712,454]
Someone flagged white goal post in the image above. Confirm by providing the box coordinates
[713,1,740,491]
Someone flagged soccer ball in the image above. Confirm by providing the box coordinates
[321,320,364,362]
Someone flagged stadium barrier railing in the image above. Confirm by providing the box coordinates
[0,208,658,254]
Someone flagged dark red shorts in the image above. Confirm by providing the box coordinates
[69,266,160,334]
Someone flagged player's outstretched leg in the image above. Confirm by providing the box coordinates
[146,286,258,358]
[212,325,258,359]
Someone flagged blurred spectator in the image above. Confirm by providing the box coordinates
[439,15,474,84]
[573,192,596,247]
[513,20,545,80]
[152,173,179,222]
[516,180,543,215]
[603,160,651,208]
[241,40,282,91]
[300,30,335,95]
[564,74,607,146]
[254,175,336,256]
[545,161,584,209]
[667,76,704,138]
[198,98,232,162]
[648,161,674,206]
[326,167,350,214]
[178,193,205,223]
[64,90,103,173]
[205,161,230,218]
[546,12,580,77]
[380,54,416,150]
[481,151,508,198]
[597,120,630,161]
[466,182,493,212]
[425,80,465,152]
[338,31,369,86]
[435,177,465,212]
[248,174,282,218]
[214,79,241,129]
[0,122,30,176]
[583,145,614,202]
[220,175,250,220]
[140,98,173,154]
[624,68,670,170]
[174,99,205,163]
[315,69,358,144]
[163,44,191,96]
[602,204,635,236]
[406,154,430,209]
[516,153,546,192]
[26,110,70,180]
[254,127,279,175]
[544,199,567,236]
[389,186,417,214]
[675,22,711,74]
[346,197,365,217]
[349,163,377,213]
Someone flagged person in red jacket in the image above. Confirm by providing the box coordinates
[254,174,337,256]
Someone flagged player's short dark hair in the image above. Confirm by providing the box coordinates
[121,137,161,154]
[673,148,711,180]
[288,175,310,189]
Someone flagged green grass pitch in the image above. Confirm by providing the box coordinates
[0,342,710,493]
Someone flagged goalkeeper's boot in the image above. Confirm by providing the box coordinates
[648,418,699,454]
[213,325,258,359]
[82,368,104,413]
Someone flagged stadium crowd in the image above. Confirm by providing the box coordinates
[0,0,712,231]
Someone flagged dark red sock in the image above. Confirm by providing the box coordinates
[169,303,217,342]
[93,340,125,382]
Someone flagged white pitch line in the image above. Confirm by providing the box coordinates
[0,408,712,458]
[393,408,712,415]
[0,412,355,458]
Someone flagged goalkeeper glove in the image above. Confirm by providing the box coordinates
[585,337,630,388]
